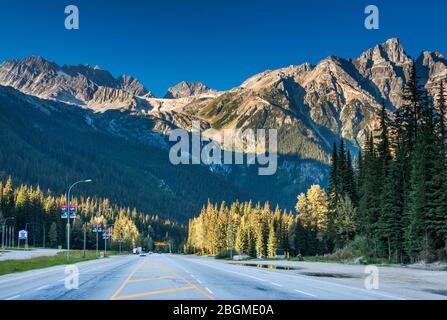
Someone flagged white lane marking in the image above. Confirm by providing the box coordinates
[5,295,20,300]
[171,261,190,274]
[295,289,316,297]
[190,274,203,284]
[36,285,50,291]
[270,282,283,287]
[177,258,268,283]
[205,287,213,294]
[175,256,407,300]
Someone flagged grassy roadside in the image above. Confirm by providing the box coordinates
[0,250,125,276]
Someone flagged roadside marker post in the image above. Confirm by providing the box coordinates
[92,223,103,258]
[103,228,111,257]
[17,229,28,249]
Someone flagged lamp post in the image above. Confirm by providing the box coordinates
[66,179,92,262]
[42,224,46,249]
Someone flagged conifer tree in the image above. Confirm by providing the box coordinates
[48,222,58,248]
[267,225,277,258]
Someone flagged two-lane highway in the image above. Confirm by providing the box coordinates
[0,254,415,300]
[0,255,140,300]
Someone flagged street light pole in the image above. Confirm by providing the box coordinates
[96,227,99,258]
[66,179,92,262]
[104,232,107,258]
[83,223,87,258]
[42,224,46,249]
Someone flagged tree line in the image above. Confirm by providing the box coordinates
[0,177,186,251]
[185,185,330,258]
[333,65,447,263]
[186,64,447,263]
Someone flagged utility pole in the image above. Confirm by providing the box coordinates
[42,224,45,249]
[92,223,102,258]
[118,237,123,254]
[104,231,107,258]
[83,224,87,258]
[103,227,110,258]
[97,228,99,257]
[2,218,15,249]
[25,223,29,249]
[109,226,113,250]
[8,226,12,248]
[66,179,92,262]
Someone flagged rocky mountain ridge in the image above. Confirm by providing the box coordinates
[1,38,446,162]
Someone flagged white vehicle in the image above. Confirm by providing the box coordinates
[139,251,147,257]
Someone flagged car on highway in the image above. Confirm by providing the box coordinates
[139,251,147,257]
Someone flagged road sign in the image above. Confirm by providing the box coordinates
[18,230,28,240]
[61,205,77,218]
[102,230,110,239]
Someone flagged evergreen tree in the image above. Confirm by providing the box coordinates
[329,142,339,206]
[333,195,357,246]
[267,225,277,258]
[48,222,58,248]
[376,101,392,177]
[358,134,380,247]
[435,80,446,148]
[377,160,404,262]
[404,93,441,262]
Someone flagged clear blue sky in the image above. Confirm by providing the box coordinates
[0,0,445,97]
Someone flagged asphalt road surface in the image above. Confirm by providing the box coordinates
[0,254,443,300]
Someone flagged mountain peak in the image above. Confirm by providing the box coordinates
[164,81,215,99]
[4,55,59,73]
[0,55,151,106]
[357,37,410,65]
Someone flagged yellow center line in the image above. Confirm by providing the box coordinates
[169,271,215,300]
[113,286,196,300]
[128,275,177,283]
[110,259,146,300]
[110,256,215,300]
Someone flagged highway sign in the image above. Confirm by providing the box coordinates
[61,205,77,218]
[18,230,28,240]
[102,230,110,239]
